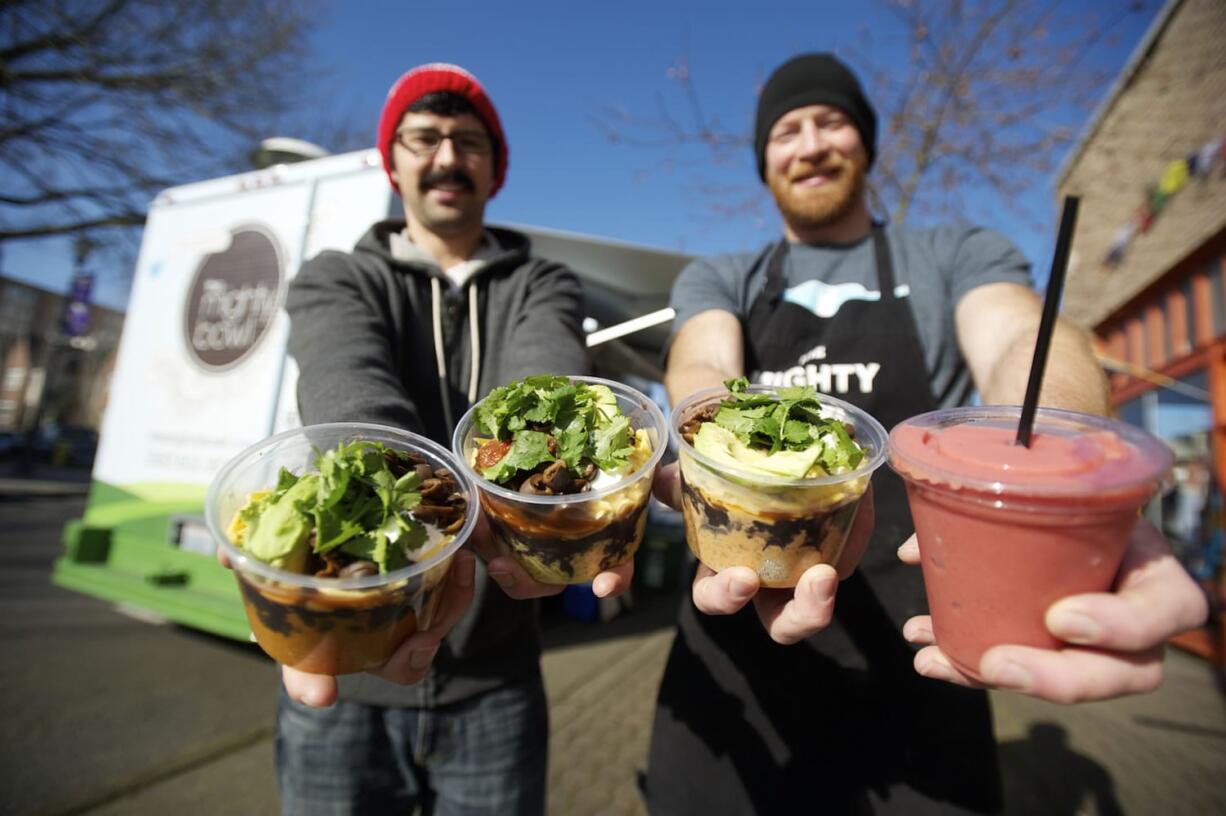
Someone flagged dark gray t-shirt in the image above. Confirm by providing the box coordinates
[668,223,1033,409]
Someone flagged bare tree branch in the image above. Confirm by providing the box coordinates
[0,0,126,64]
[0,212,145,241]
[593,0,1157,239]
[0,0,365,263]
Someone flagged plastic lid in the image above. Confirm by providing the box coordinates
[889,405,1173,497]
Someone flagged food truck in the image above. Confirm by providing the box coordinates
[52,148,690,638]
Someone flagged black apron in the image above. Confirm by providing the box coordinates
[645,228,1001,815]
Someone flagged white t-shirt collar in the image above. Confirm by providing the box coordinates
[389,229,501,288]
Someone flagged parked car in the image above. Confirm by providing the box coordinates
[0,430,25,460]
[32,424,98,468]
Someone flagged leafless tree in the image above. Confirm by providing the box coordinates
[0,0,367,251]
[592,0,1155,235]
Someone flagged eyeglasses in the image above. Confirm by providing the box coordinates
[395,128,493,158]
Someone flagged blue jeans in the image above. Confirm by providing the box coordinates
[275,676,549,815]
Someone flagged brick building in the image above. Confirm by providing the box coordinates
[1057,0,1225,640]
[0,276,123,436]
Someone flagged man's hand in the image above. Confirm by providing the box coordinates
[898,520,1210,702]
[216,544,478,708]
[652,461,875,644]
[467,510,635,600]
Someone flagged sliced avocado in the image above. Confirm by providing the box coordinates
[242,475,317,573]
[693,423,819,479]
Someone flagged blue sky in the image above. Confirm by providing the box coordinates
[2,0,1159,311]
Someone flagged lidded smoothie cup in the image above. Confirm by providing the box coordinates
[671,384,888,588]
[205,422,478,675]
[889,406,1172,680]
[453,376,667,585]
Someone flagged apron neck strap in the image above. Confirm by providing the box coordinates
[871,225,896,294]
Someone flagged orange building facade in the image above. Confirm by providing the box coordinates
[1058,0,1226,657]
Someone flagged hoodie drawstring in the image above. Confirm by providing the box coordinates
[429,276,455,434]
[430,274,483,437]
[467,281,481,404]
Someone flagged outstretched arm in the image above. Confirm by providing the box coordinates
[286,253,426,429]
[479,261,635,599]
[664,309,745,401]
[955,280,1108,413]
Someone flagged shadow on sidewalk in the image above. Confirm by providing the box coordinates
[998,722,1123,816]
[1131,714,1226,739]
[540,585,684,652]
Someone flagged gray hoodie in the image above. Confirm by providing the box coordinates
[286,219,590,707]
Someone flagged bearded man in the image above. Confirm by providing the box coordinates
[643,53,1207,814]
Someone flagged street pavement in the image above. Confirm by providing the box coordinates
[0,460,91,497]
[0,493,280,816]
[537,593,1226,816]
[3,488,1226,815]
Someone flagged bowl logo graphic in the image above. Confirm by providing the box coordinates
[183,226,284,371]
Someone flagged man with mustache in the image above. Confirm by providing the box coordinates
[275,63,619,815]
[644,53,1208,813]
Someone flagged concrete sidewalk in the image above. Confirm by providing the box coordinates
[536,595,1226,816]
[25,570,1225,815]
[539,591,678,816]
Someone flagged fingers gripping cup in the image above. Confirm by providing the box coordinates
[889,406,1172,680]
[453,375,667,585]
[671,379,888,588]
[205,423,478,675]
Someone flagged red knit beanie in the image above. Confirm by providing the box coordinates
[377,63,508,196]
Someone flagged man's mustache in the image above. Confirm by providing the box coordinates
[419,170,475,193]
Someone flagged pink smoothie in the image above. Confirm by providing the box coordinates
[889,407,1171,681]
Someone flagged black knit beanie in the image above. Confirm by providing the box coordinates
[754,53,877,180]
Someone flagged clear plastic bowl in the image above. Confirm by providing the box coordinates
[205,422,478,674]
[452,376,667,584]
[670,384,888,587]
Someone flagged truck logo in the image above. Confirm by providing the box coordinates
[183,226,284,371]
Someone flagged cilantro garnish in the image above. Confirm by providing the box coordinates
[715,377,864,472]
[475,375,636,484]
[239,440,438,575]
[479,429,555,484]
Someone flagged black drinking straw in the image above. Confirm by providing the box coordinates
[1016,195,1081,448]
